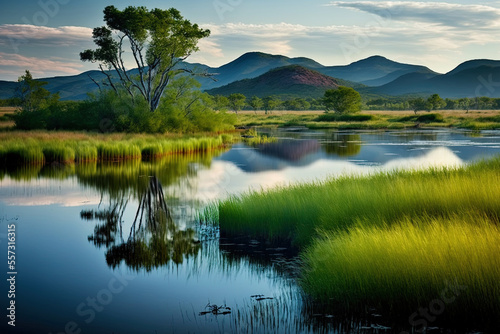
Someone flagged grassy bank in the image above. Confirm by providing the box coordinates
[0,131,234,165]
[302,217,500,320]
[218,157,500,245]
[213,157,500,322]
[236,109,500,130]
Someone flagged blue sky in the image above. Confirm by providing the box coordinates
[1,0,500,80]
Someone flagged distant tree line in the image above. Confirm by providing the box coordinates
[210,93,330,113]
[366,95,500,113]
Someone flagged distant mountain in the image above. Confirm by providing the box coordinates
[372,60,500,98]
[446,59,500,76]
[319,56,438,85]
[196,51,325,90]
[206,65,342,98]
[2,53,500,101]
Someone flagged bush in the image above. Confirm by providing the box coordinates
[416,113,444,123]
[315,113,374,122]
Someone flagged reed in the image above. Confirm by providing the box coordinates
[0,131,229,165]
[301,216,500,320]
[218,157,500,246]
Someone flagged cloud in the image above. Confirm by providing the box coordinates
[328,1,500,28]
[0,52,84,78]
[0,24,92,50]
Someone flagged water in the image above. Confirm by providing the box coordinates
[1,129,499,334]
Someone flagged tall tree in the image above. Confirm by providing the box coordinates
[227,93,246,113]
[249,96,263,113]
[16,70,59,112]
[426,94,446,111]
[323,87,362,114]
[263,96,281,114]
[80,6,210,112]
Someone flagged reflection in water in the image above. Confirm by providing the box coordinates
[322,133,361,157]
[2,130,500,333]
[258,140,320,161]
[83,176,201,272]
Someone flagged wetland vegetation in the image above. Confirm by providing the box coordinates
[204,155,500,328]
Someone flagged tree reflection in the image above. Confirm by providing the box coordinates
[323,133,361,157]
[82,176,200,271]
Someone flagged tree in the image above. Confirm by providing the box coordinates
[444,98,458,110]
[227,93,246,113]
[263,96,281,114]
[16,70,59,112]
[212,95,229,111]
[426,94,446,111]
[458,98,471,113]
[322,87,362,114]
[80,6,210,112]
[249,96,263,113]
[409,97,427,114]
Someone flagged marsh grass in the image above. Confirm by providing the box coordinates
[301,216,500,320]
[0,131,227,165]
[218,158,500,245]
[214,157,500,322]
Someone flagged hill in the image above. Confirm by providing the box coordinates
[2,53,500,101]
[319,55,438,85]
[206,65,342,98]
[372,60,500,98]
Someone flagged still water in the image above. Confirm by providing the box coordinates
[1,129,499,334]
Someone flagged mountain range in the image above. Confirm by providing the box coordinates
[2,52,500,101]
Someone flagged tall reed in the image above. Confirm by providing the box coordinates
[301,216,500,320]
[219,157,500,245]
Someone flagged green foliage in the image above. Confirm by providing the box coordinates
[248,96,263,111]
[427,93,446,111]
[12,76,236,133]
[323,87,362,114]
[262,96,281,114]
[212,95,229,111]
[416,113,444,123]
[227,93,246,113]
[81,5,210,112]
[315,113,374,122]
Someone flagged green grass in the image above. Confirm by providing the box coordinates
[218,158,500,245]
[43,145,76,163]
[213,157,500,321]
[302,216,500,320]
[0,132,228,165]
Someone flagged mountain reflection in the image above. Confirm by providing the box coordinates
[82,176,200,271]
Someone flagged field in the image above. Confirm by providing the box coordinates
[0,107,16,128]
[236,109,500,130]
[207,157,500,324]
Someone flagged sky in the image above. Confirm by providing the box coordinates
[1,0,500,81]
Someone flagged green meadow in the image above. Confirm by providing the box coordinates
[211,157,500,321]
[0,131,234,165]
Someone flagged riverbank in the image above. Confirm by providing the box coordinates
[208,156,500,325]
[236,109,500,130]
[0,131,234,165]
